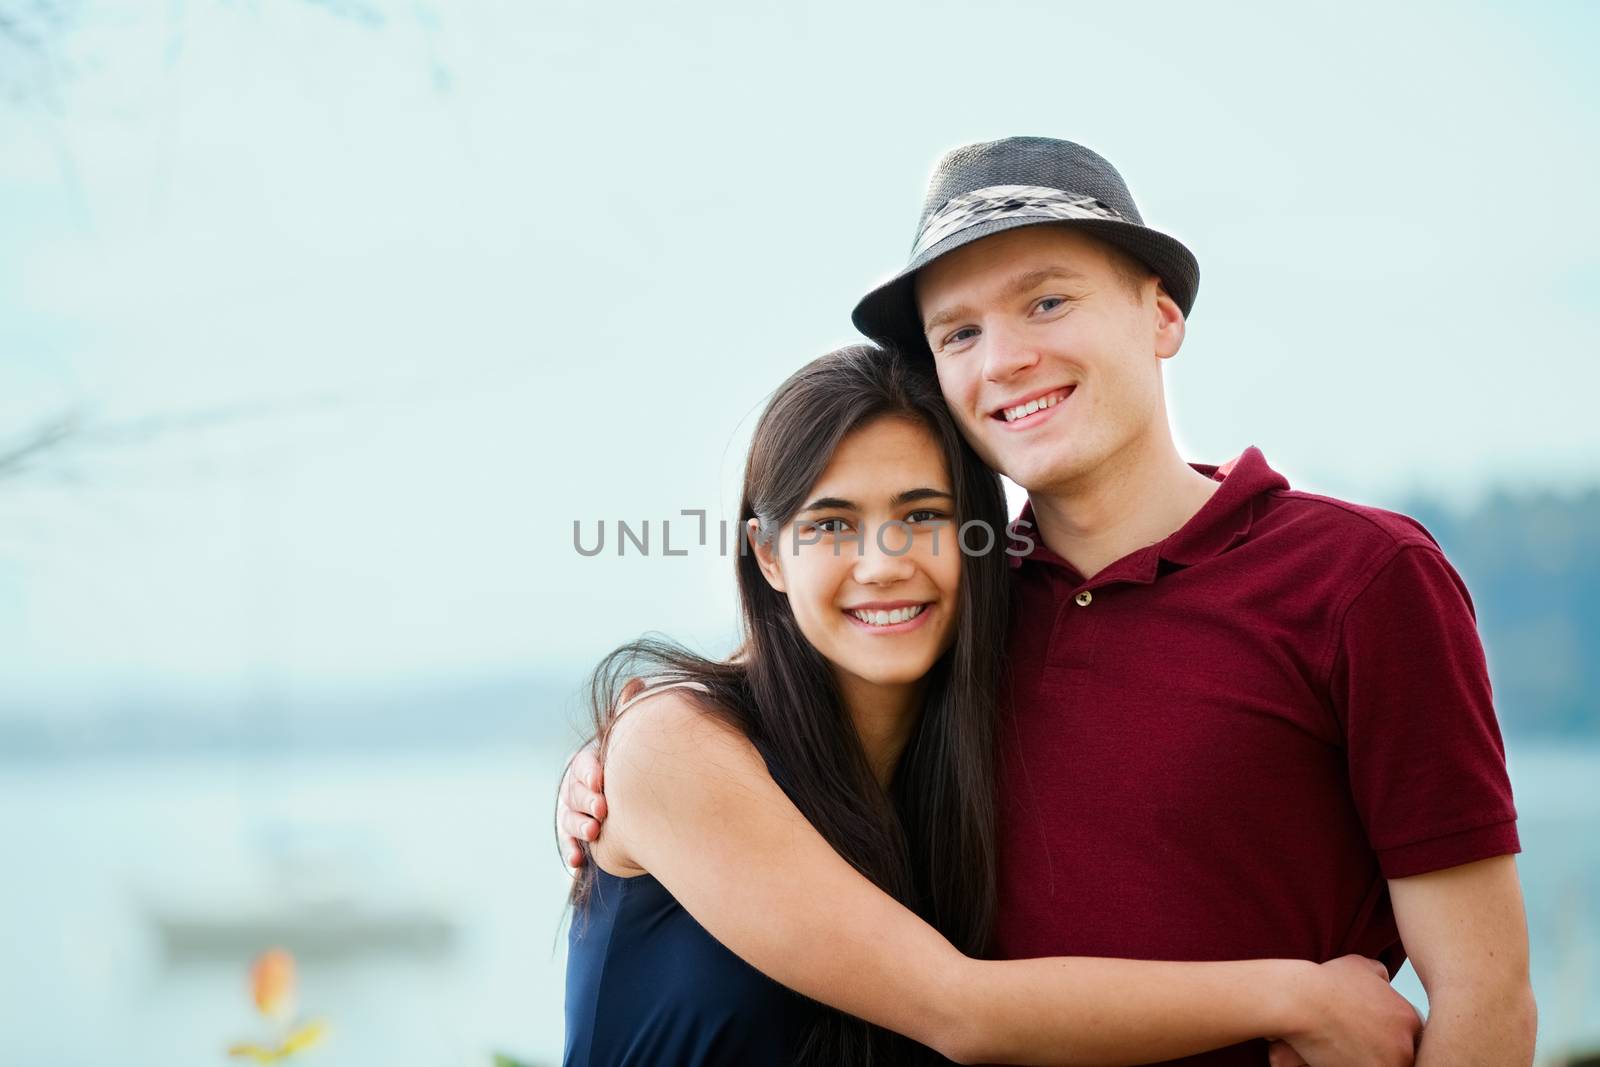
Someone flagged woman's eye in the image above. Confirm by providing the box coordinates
[1034,296,1065,314]
[905,510,947,525]
[815,518,852,534]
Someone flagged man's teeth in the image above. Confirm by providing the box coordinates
[849,604,926,627]
[1001,391,1067,422]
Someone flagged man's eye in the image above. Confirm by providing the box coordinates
[1034,296,1065,314]
[905,510,947,525]
[944,326,979,347]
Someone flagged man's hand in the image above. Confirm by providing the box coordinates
[557,744,607,867]
[555,678,637,868]
[1266,1040,1309,1067]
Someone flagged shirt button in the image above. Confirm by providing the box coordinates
[1074,590,1093,607]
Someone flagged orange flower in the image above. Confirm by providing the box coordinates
[250,948,297,1021]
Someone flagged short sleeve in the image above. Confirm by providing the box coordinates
[1329,543,1520,879]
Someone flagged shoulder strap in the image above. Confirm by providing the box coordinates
[614,677,711,717]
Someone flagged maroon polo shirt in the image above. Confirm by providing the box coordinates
[993,447,1519,1066]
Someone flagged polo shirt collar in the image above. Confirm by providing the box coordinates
[1010,447,1289,585]
[1165,446,1289,565]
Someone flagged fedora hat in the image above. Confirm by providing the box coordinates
[851,136,1199,355]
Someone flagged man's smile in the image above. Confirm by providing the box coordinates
[991,385,1076,428]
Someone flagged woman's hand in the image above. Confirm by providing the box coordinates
[1271,955,1421,1067]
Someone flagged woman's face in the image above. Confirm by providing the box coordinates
[750,416,963,692]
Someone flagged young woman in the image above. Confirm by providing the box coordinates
[562,345,1418,1067]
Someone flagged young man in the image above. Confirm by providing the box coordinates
[560,137,1536,1066]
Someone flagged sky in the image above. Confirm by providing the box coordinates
[2,0,1597,709]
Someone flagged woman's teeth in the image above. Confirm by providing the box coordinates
[849,605,926,627]
[1001,390,1068,422]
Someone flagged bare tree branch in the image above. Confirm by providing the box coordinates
[0,411,80,478]
[0,391,356,484]
[0,0,75,104]
[0,0,413,105]
[301,0,386,29]
[78,392,354,446]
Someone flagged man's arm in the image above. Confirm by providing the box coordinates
[1390,855,1537,1066]
[1326,542,1532,1061]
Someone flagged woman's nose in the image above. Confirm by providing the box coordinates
[852,522,919,584]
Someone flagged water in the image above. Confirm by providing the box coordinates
[0,748,577,1067]
[1,743,1595,1066]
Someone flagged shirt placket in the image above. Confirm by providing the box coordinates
[1043,546,1165,679]
[1044,572,1102,676]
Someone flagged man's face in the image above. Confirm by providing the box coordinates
[913,225,1185,494]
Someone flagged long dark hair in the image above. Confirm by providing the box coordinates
[573,344,1010,1066]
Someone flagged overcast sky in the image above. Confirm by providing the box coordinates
[3,0,1596,707]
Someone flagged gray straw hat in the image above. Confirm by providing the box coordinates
[851,136,1199,355]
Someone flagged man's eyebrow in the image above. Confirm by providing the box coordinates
[922,266,1089,338]
[799,488,953,512]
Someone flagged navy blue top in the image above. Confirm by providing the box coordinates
[564,706,821,1067]
[562,864,819,1066]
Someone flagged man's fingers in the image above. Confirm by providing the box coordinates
[555,721,615,873]
[556,740,608,872]
[563,777,608,821]
[572,746,604,793]
[1265,1040,1308,1067]
[559,818,596,868]
[560,809,601,843]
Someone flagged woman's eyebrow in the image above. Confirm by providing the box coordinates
[891,487,954,506]
[799,496,857,513]
[799,488,954,513]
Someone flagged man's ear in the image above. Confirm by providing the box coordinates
[747,517,787,593]
[1153,280,1186,361]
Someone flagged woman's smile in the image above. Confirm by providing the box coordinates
[841,601,935,633]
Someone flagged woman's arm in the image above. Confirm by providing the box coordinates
[597,693,1419,1067]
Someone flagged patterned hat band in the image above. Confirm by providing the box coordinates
[910,184,1127,259]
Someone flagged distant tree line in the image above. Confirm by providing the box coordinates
[1409,489,1600,737]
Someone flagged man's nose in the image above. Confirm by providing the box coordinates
[982,318,1041,382]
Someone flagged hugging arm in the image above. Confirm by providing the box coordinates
[588,692,1418,1067]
